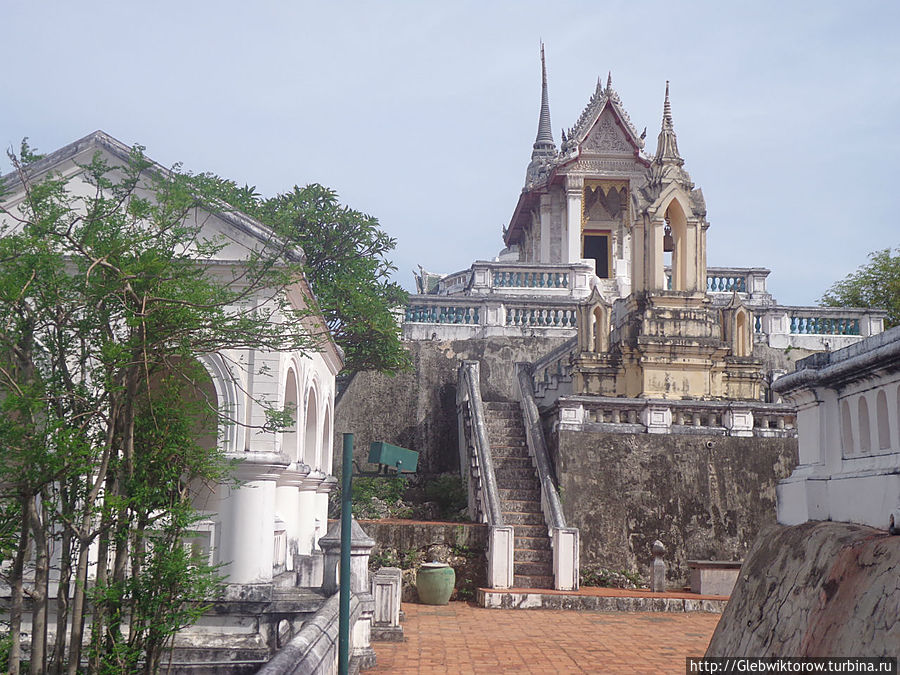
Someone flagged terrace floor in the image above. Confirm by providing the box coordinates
[368,600,721,674]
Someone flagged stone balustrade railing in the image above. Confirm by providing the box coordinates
[664,266,772,302]
[531,337,577,407]
[457,361,514,589]
[556,396,797,437]
[432,260,596,298]
[405,303,480,325]
[516,363,579,591]
[756,306,886,351]
[403,294,580,340]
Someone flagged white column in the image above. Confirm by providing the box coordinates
[218,456,285,584]
[275,462,311,570]
[297,472,324,554]
[315,475,338,551]
[565,178,583,264]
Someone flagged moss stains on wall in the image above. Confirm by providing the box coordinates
[555,431,798,583]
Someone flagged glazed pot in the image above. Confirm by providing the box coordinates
[416,562,456,605]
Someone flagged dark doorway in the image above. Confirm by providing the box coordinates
[583,234,609,278]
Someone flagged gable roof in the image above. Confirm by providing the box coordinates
[0,130,305,264]
[0,130,345,369]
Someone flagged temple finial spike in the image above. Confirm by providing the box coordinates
[530,42,556,163]
[654,79,682,164]
[663,80,672,125]
[607,71,612,91]
[540,42,547,86]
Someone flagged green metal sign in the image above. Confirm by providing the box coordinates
[368,441,418,473]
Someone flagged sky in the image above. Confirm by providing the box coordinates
[2,1,899,306]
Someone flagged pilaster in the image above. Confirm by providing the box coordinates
[565,176,583,263]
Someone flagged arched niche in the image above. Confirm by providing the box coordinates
[858,396,872,454]
[841,399,854,455]
[576,287,609,354]
[876,390,891,450]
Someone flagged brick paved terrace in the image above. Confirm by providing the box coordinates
[369,601,721,674]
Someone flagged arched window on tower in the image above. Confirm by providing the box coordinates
[664,199,688,291]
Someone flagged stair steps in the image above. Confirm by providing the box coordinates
[483,400,555,590]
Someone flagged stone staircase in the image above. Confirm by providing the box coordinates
[483,401,554,589]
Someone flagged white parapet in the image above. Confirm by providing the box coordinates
[773,325,900,531]
[487,525,515,589]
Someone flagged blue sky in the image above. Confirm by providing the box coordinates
[3,1,898,305]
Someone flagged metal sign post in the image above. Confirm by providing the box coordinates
[338,433,353,675]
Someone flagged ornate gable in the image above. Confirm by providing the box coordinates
[562,76,646,159]
[582,108,634,156]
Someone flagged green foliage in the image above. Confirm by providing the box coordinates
[423,474,468,519]
[0,632,10,672]
[354,475,408,504]
[368,546,420,572]
[820,247,900,329]
[0,140,315,674]
[189,176,411,375]
[347,476,412,519]
[580,564,648,589]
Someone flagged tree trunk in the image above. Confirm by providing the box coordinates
[7,494,32,675]
[28,495,49,675]
[50,505,73,675]
[65,537,91,675]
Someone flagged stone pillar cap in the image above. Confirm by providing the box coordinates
[318,517,375,551]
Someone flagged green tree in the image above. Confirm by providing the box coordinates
[0,143,314,674]
[820,247,900,329]
[189,174,410,374]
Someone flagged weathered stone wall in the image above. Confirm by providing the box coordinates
[334,337,567,475]
[359,519,488,601]
[707,521,900,657]
[554,431,797,583]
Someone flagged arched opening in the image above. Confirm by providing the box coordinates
[283,368,299,461]
[876,390,891,450]
[664,199,688,291]
[735,312,748,358]
[841,400,854,455]
[320,403,332,474]
[303,388,319,469]
[858,396,871,454]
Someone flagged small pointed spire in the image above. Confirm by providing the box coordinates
[530,42,556,161]
[607,71,613,92]
[663,81,673,128]
[655,80,682,164]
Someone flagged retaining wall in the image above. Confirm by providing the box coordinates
[554,430,798,583]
